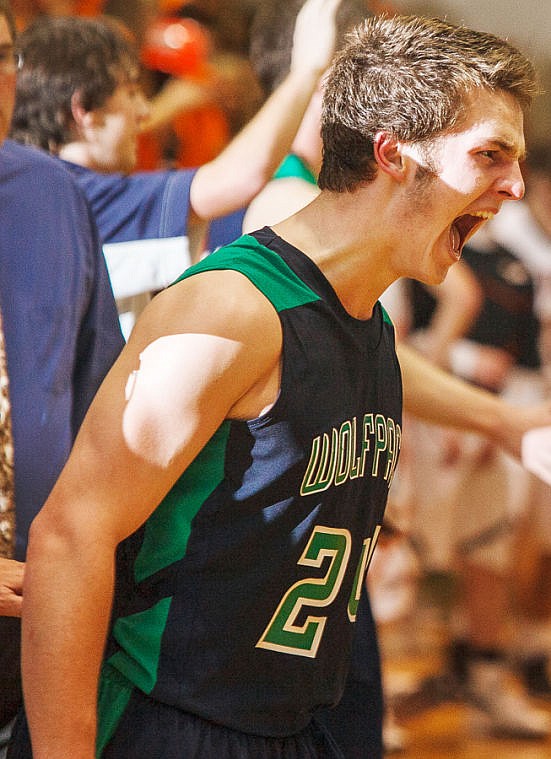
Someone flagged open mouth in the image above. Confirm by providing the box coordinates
[449,211,494,256]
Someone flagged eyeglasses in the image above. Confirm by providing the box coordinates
[0,47,22,74]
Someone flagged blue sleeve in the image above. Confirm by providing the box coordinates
[207,208,247,252]
[71,166,197,244]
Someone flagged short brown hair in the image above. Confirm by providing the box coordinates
[319,15,538,192]
[11,15,140,152]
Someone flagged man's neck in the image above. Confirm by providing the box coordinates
[58,142,123,174]
[273,187,400,320]
[58,141,90,168]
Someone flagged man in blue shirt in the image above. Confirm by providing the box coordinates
[11,4,341,336]
[0,0,124,753]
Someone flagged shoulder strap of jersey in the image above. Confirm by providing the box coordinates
[173,234,321,313]
[380,304,394,326]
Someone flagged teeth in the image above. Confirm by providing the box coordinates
[470,211,495,220]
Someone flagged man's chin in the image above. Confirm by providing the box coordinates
[423,260,457,287]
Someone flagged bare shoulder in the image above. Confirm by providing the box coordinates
[243,177,320,233]
[126,269,284,420]
[136,268,281,349]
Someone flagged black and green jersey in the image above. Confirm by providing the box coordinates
[98,227,402,750]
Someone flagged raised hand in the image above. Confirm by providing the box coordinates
[291,0,343,80]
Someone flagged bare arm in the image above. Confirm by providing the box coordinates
[142,77,211,134]
[398,341,551,460]
[418,262,483,367]
[189,0,341,220]
[538,317,551,393]
[22,272,282,759]
[0,557,24,616]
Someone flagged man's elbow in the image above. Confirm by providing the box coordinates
[26,510,68,565]
[25,502,93,567]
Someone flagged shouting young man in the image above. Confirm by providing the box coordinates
[11,13,539,759]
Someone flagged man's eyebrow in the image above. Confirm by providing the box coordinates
[487,138,527,162]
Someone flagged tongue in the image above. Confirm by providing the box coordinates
[450,223,461,253]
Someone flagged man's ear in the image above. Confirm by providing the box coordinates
[373,131,406,181]
[70,91,97,134]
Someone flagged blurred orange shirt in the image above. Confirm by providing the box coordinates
[136,102,229,171]
[76,0,103,15]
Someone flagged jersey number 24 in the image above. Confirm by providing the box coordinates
[256,524,381,658]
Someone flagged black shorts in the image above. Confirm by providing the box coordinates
[102,688,344,759]
[7,691,344,759]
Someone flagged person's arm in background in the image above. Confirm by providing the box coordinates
[398,341,551,460]
[414,261,483,368]
[189,0,341,221]
[0,557,23,616]
[142,77,211,135]
[536,313,551,393]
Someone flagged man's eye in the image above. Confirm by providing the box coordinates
[480,150,496,160]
